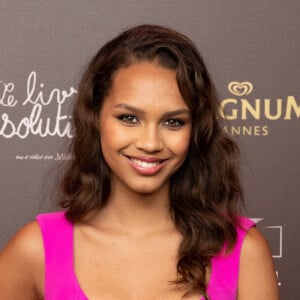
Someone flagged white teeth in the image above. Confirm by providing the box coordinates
[130,158,161,168]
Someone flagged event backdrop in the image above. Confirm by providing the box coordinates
[0,1,299,298]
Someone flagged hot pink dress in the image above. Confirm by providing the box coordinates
[36,211,254,300]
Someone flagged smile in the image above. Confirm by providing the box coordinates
[125,155,168,175]
[130,158,161,169]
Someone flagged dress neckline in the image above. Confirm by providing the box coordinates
[70,221,215,300]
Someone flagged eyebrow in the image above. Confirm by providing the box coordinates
[113,103,190,118]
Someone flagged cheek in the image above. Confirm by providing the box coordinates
[99,120,130,151]
[166,129,191,156]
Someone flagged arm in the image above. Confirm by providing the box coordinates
[237,227,280,300]
[0,221,44,300]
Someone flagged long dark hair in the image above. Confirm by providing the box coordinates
[60,24,244,299]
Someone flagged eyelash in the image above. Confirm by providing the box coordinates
[117,114,186,129]
[117,114,138,124]
[164,118,186,129]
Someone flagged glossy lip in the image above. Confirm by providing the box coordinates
[124,155,169,175]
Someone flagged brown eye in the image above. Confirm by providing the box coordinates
[164,118,185,128]
[117,114,138,124]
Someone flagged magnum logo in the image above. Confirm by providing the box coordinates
[221,82,299,136]
[228,81,253,96]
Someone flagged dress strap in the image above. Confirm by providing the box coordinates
[206,216,255,300]
[36,211,87,299]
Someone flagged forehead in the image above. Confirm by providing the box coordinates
[105,62,188,110]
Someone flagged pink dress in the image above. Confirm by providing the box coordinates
[36,211,254,300]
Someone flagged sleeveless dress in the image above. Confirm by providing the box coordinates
[36,211,255,300]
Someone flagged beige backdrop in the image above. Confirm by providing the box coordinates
[1,1,299,298]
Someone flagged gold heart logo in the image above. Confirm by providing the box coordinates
[228,81,253,96]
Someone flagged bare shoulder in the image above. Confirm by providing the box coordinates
[237,227,280,300]
[0,221,44,299]
[0,221,44,256]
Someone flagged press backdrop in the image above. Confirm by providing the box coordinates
[1,1,299,298]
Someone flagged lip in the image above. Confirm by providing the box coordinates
[124,155,168,175]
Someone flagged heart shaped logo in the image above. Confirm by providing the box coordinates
[228,81,253,96]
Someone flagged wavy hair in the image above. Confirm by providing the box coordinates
[59,25,244,299]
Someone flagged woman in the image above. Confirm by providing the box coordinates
[0,25,279,299]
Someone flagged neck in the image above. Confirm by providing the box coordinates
[90,180,174,236]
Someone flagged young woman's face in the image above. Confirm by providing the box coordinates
[99,62,191,195]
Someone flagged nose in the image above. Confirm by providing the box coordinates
[135,125,163,153]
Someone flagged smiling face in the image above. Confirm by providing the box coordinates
[99,61,191,196]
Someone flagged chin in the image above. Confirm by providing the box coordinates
[128,182,168,195]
